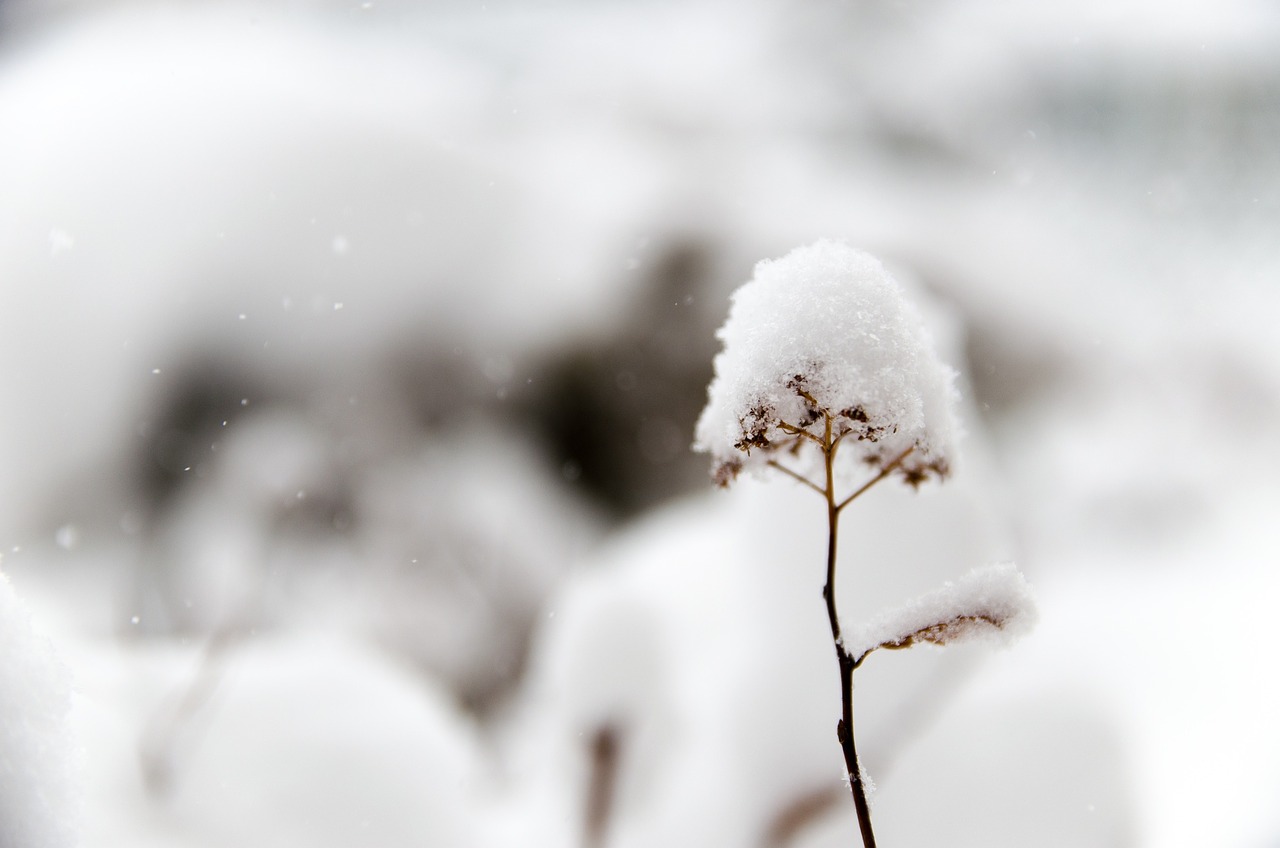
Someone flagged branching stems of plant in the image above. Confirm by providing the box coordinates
[836,447,914,514]
[759,418,917,846]
[786,416,914,848]
[776,421,825,447]
[765,433,914,514]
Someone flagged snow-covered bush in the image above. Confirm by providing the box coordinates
[695,240,1036,847]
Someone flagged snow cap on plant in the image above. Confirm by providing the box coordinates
[694,240,960,487]
[846,563,1037,665]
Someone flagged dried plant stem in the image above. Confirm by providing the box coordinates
[138,621,243,796]
[762,420,917,846]
[816,421,915,848]
[836,447,914,514]
[767,459,825,496]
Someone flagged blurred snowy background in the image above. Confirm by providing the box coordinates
[0,0,1277,846]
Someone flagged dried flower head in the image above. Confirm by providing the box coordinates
[694,240,960,487]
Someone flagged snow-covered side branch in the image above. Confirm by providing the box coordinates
[846,563,1037,666]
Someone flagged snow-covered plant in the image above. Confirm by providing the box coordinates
[695,240,1035,847]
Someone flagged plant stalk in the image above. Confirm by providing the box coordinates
[819,414,878,848]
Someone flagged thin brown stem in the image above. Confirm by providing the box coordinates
[819,412,877,848]
[831,426,854,451]
[583,724,622,848]
[776,421,824,446]
[835,446,915,514]
[769,412,916,846]
[767,459,824,496]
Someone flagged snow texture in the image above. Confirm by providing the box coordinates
[846,563,1037,662]
[0,571,75,848]
[694,240,960,488]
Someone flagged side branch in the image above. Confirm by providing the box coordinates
[776,421,824,446]
[835,446,915,513]
[853,612,1003,669]
[877,611,1003,652]
[766,460,824,496]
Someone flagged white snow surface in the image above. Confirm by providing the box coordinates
[846,562,1037,662]
[0,570,76,848]
[0,0,1277,846]
[694,240,960,486]
[504,462,1017,848]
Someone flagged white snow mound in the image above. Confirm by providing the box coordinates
[694,240,960,488]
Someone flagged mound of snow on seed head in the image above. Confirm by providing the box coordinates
[694,240,960,488]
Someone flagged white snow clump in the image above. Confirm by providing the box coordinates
[845,562,1037,662]
[694,240,960,487]
[0,571,76,848]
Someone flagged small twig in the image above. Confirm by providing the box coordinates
[138,621,244,796]
[831,428,853,451]
[835,446,915,514]
[761,785,843,848]
[776,421,824,446]
[583,724,622,848]
[766,460,824,496]
[854,611,1006,668]
[794,387,821,410]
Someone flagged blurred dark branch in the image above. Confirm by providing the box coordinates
[583,723,623,848]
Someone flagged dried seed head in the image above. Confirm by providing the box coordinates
[694,240,960,487]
